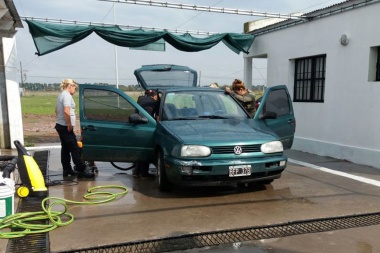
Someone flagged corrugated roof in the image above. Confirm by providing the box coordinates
[304,0,351,15]
[246,0,377,35]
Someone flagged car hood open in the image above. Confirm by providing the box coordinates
[160,118,278,144]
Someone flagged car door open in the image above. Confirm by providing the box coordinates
[254,85,296,150]
[79,85,157,163]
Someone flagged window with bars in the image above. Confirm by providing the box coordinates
[376,48,380,81]
[294,55,326,102]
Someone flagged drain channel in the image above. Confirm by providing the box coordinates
[56,211,380,253]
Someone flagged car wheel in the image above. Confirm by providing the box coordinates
[156,150,171,192]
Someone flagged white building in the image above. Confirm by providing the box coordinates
[0,0,23,149]
[244,0,380,169]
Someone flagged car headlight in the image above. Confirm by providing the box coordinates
[261,141,283,154]
[181,145,211,157]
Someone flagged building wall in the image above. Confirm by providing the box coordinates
[246,3,380,169]
[3,37,24,148]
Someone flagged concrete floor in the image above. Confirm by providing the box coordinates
[1,146,380,252]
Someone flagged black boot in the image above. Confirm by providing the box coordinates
[63,169,77,177]
[77,168,95,178]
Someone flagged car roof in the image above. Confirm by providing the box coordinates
[159,86,224,93]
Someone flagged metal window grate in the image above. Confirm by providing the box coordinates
[294,55,326,102]
[376,47,380,81]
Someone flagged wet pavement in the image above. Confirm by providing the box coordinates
[1,146,380,252]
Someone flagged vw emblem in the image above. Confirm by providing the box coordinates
[234,146,242,155]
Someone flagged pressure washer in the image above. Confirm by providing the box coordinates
[14,140,47,198]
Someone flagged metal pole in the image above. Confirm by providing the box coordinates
[97,0,304,20]
[114,3,119,88]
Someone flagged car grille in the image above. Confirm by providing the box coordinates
[211,144,261,154]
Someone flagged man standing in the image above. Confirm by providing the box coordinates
[55,79,95,178]
[133,89,159,178]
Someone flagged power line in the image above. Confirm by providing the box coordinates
[100,4,115,23]
[174,0,224,29]
[97,0,305,20]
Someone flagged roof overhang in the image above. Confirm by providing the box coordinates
[0,0,22,38]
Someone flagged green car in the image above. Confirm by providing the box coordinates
[79,64,296,191]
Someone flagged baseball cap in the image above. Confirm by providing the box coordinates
[145,89,157,96]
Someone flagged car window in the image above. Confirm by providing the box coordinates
[139,70,196,87]
[83,89,136,123]
[162,91,247,120]
[262,89,291,117]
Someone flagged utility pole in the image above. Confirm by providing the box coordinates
[19,61,27,95]
[114,3,119,88]
[20,61,23,90]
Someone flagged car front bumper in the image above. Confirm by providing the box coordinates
[163,155,287,187]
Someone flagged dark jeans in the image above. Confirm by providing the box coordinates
[55,123,86,172]
[133,161,150,176]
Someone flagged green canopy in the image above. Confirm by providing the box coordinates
[25,20,255,56]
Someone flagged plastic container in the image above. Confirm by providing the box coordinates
[0,179,15,219]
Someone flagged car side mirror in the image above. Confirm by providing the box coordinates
[259,111,277,120]
[129,113,149,124]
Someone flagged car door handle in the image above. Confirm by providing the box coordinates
[83,125,97,131]
[288,119,296,124]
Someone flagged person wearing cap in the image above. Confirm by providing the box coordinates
[133,89,160,179]
[137,89,159,121]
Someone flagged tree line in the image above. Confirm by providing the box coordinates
[22,82,140,92]
[22,82,265,92]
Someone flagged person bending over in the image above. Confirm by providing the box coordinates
[133,89,159,179]
[225,79,256,117]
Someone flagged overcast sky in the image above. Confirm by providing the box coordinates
[14,0,344,87]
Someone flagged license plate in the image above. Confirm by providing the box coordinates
[229,165,251,177]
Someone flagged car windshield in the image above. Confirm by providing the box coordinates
[161,90,248,121]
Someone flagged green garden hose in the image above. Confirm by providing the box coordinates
[0,185,128,239]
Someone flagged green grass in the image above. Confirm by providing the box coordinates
[21,92,79,115]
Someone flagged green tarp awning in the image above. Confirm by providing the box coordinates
[25,20,255,56]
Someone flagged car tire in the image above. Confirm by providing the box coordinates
[156,150,171,192]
